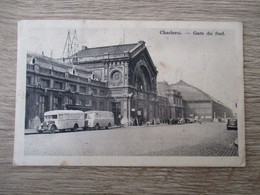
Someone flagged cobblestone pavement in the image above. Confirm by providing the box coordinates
[24,122,238,156]
[143,142,238,156]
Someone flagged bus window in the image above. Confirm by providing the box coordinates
[44,115,57,120]
[52,115,57,119]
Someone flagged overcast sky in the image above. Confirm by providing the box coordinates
[21,21,243,112]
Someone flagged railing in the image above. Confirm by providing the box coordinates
[68,74,78,80]
[79,77,88,83]
[90,79,106,86]
[75,53,130,64]
[27,64,34,71]
[52,70,65,78]
[39,67,51,74]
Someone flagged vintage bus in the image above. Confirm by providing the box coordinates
[84,111,114,130]
[37,110,85,133]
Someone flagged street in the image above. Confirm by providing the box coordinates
[24,122,238,156]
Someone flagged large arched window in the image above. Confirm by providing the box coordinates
[133,64,152,92]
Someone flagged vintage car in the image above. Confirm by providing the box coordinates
[227,118,238,130]
[185,118,195,123]
[177,118,186,124]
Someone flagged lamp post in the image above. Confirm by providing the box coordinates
[128,92,133,126]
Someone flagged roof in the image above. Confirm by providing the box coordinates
[72,43,139,58]
[85,110,113,114]
[171,80,211,101]
[44,110,84,115]
[27,52,92,74]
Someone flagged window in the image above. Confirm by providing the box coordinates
[92,101,97,109]
[79,86,86,93]
[85,99,90,106]
[53,97,61,110]
[54,81,63,89]
[26,76,31,85]
[87,114,93,119]
[92,88,97,95]
[44,115,57,120]
[111,70,122,82]
[69,84,77,92]
[79,99,85,106]
[41,79,50,88]
[99,102,104,110]
[100,90,105,96]
[39,95,45,115]
[31,58,36,64]
[68,98,75,105]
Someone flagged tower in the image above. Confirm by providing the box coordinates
[62,30,79,58]
[71,30,79,55]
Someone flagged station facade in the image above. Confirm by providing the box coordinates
[25,41,169,128]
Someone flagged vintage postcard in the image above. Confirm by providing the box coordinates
[14,20,245,166]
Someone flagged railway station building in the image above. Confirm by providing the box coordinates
[25,40,233,129]
[25,41,169,128]
[158,80,234,121]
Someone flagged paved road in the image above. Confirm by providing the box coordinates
[24,122,238,156]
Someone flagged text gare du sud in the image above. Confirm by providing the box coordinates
[159,30,225,36]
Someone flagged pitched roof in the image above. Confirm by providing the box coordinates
[171,80,211,101]
[72,43,139,57]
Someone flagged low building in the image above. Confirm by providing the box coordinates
[25,53,111,128]
[158,80,234,121]
[157,81,183,120]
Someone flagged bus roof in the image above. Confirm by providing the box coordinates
[44,110,84,116]
[85,110,113,114]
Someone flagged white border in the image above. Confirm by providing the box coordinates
[14,20,245,167]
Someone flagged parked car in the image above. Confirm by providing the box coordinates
[185,118,195,123]
[227,118,238,130]
[177,118,186,124]
[170,119,178,124]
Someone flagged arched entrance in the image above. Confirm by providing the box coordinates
[131,61,157,124]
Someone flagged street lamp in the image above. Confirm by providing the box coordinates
[128,92,133,125]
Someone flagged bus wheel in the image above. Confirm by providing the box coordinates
[94,124,99,130]
[106,123,111,129]
[50,125,56,134]
[73,124,79,132]
[38,130,43,134]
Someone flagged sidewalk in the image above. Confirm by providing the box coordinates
[25,129,37,134]
[120,123,170,129]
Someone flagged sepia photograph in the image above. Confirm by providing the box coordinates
[14,20,245,166]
